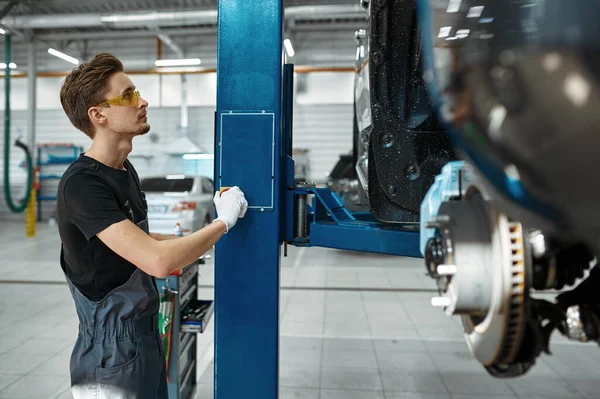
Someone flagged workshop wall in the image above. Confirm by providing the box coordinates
[0,71,353,222]
[0,29,357,72]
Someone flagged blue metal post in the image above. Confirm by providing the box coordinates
[215,1,282,399]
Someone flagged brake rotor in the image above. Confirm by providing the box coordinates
[429,191,529,367]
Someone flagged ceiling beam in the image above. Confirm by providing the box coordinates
[1,20,365,44]
[15,20,364,43]
[2,65,356,78]
[24,27,216,42]
[147,25,185,58]
[0,0,19,20]
[0,5,366,30]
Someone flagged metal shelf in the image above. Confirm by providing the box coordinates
[37,195,57,201]
[155,261,205,399]
[180,300,214,334]
[39,174,63,180]
[36,144,83,221]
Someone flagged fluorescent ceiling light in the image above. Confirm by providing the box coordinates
[283,39,294,57]
[48,48,79,65]
[446,0,462,13]
[166,174,186,180]
[446,36,458,41]
[101,12,170,23]
[467,6,484,18]
[182,153,214,160]
[155,58,201,67]
[0,62,17,69]
[155,66,203,73]
[0,28,5,35]
[456,29,470,38]
[479,17,494,23]
[438,26,452,38]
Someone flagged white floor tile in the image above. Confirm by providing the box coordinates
[322,337,373,351]
[280,337,323,352]
[5,338,72,357]
[0,375,68,398]
[321,388,385,399]
[450,395,515,399]
[387,394,451,399]
[320,368,382,391]
[321,349,378,369]
[53,388,74,399]
[281,322,324,337]
[279,387,319,399]
[380,370,448,394]
[324,310,368,324]
[0,353,53,375]
[506,376,581,398]
[0,336,27,356]
[441,372,514,396]
[0,374,22,392]
[324,322,371,337]
[373,339,427,354]
[2,222,600,399]
[376,352,434,371]
[280,347,321,368]
[279,366,320,389]
[30,355,71,377]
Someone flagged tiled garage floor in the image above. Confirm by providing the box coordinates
[1,222,599,398]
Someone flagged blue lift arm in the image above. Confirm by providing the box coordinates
[286,186,422,258]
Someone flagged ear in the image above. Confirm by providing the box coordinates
[88,106,107,127]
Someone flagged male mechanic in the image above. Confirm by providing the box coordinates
[56,53,247,398]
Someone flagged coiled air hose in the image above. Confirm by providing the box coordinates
[4,33,34,213]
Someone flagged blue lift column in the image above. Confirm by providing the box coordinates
[214,1,282,399]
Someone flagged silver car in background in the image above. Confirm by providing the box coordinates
[140,175,215,235]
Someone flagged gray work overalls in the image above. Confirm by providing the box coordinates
[66,166,168,398]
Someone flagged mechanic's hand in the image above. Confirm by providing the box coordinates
[213,186,248,232]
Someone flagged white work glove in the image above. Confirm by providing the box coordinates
[213,186,248,232]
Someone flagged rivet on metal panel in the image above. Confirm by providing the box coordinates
[262,110,265,113]
[381,134,394,148]
[229,110,233,113]
[261,208,265,212]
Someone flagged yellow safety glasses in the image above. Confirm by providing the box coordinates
[97,90,140,108]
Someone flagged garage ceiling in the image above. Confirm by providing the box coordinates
[0,0,367,72]
[0,0,366,38]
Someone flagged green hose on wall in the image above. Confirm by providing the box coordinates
[4,33,33,213]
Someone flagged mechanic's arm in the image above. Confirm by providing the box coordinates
[97,187,247,277]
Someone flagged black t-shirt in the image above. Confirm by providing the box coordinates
[57,155,148,301]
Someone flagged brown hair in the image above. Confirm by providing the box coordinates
[60,52,124,139]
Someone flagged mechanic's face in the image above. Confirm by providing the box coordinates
[99,72,150,137]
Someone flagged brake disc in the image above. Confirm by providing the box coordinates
[428,191,529,367]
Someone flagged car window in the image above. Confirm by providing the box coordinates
[140,177,194,192]
[201,178,214,194]
[330,156,355,179]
